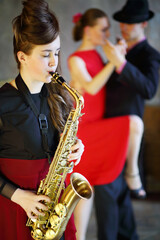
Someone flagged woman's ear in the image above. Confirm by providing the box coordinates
[84,26,90,36]
[84,26,91,40]
[17,51,27,65]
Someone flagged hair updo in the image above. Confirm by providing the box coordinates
[72,8,108,41]
[12,0,59,69]
[12,0,72,133]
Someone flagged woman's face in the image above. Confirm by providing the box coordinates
[89,17,110,46]
[19,35,60,84]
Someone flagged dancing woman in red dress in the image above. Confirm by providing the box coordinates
[68,9,143,240]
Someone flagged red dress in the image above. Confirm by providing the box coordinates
[67,50,129,186]
[0,83,76,240]
[0,158,75,240]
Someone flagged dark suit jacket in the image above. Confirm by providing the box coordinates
[105,40,160,118]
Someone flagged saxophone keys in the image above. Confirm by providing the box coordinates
[31,228,43,239]
[38,211,50,222]
[68,161,74,173]
[54,203,66,218]
[44,228,56,239]
[60,160,67,166]
[49,203,67,229]
[49,214,61,228]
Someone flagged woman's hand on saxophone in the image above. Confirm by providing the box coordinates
[68,138,84,165]
[11,188,51,219]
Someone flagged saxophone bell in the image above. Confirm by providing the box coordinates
[70,172,92,200]
[49,172,92,240]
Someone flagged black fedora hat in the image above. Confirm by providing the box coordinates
[113,0,154,24]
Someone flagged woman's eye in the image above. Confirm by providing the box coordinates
[43,54,50,57]
[55,52,60,57]
[42,51,60,58]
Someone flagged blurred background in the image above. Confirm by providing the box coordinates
[0,0,159,194]
[0,1,160,238]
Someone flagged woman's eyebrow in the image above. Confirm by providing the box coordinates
[41,47,61,52]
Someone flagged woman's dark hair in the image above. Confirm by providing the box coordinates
[73,8,108,41]
[12,0,59,69]
[12,0,72,132]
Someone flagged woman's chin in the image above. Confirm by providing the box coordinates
[45,75,52,83]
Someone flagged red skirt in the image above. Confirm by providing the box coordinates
[67,116,129,186]
[0,158,76,240]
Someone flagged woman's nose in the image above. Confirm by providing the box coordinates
[106,30,110,38]
[49,55,55,67]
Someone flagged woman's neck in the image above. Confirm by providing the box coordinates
[77,38,96,51]
[19,70,44,94]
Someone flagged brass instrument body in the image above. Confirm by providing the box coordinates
[26,72,92,240]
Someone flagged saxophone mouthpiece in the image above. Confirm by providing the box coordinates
[49,71,54,75]
[49,71,66,85]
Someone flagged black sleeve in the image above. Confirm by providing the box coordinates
[0,116,18,199]
[0,174,18,199]
[0,116,17,200]
[118,56,160,99]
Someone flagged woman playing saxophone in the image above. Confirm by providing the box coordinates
[0,0,84,240]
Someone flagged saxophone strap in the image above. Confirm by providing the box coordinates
[15,74,51,164]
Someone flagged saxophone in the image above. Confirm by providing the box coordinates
[26,72,92,240]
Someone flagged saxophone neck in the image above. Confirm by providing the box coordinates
[49,71,84,111]
[64,82,84,108]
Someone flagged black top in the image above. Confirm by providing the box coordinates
[0,82,59,198]
[105,40,160,118]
